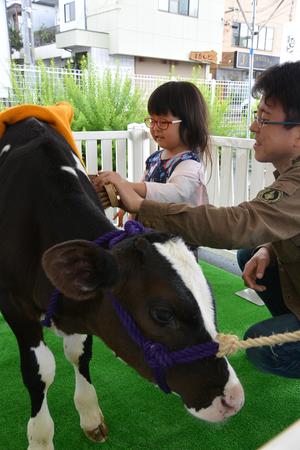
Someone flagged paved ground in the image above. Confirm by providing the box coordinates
[199,247,265,306]
[198,247,241,276]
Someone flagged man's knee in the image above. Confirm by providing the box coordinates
[244,318,300,378]
[244,321,265,340]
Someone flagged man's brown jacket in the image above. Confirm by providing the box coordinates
[139,156,300,318]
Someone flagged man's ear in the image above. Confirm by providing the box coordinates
[294,126,300,150]
[42,240,119,301]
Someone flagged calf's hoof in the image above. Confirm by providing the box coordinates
[84,421,108,443]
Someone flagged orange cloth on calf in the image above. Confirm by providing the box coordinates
[0,102,84,166]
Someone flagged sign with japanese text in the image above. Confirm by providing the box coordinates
[234,51,280,70]
[189,50,217,64]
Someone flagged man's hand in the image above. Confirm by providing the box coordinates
[95,171,144,213]
[90,175,118,209]
[242,247,271,292]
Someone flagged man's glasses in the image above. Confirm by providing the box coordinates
[252,112,300,128]
[144,117,182,130]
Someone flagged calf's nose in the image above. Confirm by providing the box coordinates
[222,382,245,417]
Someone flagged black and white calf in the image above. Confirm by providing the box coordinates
[0,117,244,450]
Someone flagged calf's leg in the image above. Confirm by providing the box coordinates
[0,292,55,450]
[63,333,108,442]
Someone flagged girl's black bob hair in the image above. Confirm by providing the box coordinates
[147,81,210,161]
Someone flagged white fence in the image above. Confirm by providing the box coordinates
[74,124,274,208]
[10,64,249,105]
[9,65,250,137]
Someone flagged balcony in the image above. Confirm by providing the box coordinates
[34,25,60,47]
[55,29,109,51]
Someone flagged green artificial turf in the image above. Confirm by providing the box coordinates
[1,261,300,450]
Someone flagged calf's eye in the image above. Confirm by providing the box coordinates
[150,307,174,325]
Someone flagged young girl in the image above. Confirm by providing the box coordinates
[95,80,211,225]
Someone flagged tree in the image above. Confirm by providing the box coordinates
[9,27,23,52]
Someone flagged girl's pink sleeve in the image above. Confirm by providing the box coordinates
[144,160,208,206]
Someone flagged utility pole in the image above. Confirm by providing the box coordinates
[1,0,11,100]
[246,0,257,138]
[21,0,35,66]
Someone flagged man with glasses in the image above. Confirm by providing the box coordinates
[97,61,300,378]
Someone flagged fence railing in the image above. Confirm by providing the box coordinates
[74,124,274,208]
[10,65,249,102]
[9,65,251,136]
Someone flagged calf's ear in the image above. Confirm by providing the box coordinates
[42,240,119,301]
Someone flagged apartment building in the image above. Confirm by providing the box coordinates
[4,0,299,81]
[56,0,225,78]
[216,0,299,80]
[6,0,70,64]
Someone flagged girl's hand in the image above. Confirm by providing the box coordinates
[242,247,271,292]
[97,171,144,213]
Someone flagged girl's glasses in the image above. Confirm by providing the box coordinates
[253,112,300,128]
[144,117,182,130]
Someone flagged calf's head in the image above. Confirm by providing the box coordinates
[42,232,244,422]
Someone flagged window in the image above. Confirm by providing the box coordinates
[257,27,266,50]
[64,1,75,23]
[158,0,169,10]
[265,28,273,51]
[189,0,198,17]
[169,0,178,13]
[239,23,249,48]
[179,0,189,15]
[158,0,198,17]
[231,22,240,47]
[231,22,273,51]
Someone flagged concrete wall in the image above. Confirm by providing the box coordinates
[31,3,57,29]
[281,0,300,62]
[89,46,135,73]
[134,57,206,78]
[86,0,225,62]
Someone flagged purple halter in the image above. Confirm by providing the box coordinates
[42,220,219,394]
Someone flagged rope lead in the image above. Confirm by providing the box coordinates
[216,330,300,358]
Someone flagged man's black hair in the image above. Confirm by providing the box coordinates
[252,61,300,124]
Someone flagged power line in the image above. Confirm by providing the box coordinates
[257,0,286,30]
[244,0,289,14]
[235,1,291,36]
[238,0,292,24]
[258,1,295,23]
[236,0,252,32]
